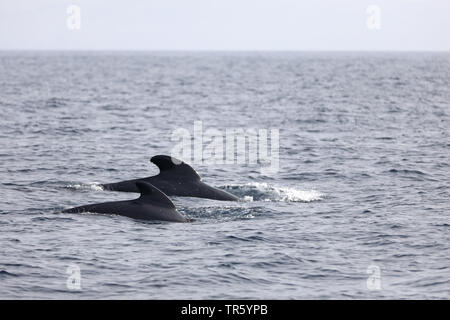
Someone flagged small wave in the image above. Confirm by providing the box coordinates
[183,206,262,221]
[65,182,104,191]
[45,97,68,108]
[0,270,18,278]
[31,216,75,222]
[223,182,323,202]
[388,169,425,175]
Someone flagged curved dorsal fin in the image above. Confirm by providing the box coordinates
[150,155,201,181]
[136,181,175,208]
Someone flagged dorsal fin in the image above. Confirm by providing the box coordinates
[150,155,201,181]
[136,181,176,208]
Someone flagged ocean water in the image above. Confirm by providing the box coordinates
[0,51,449,299]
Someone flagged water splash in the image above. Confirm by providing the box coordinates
[65,182,104,191]
[222,182,323,202]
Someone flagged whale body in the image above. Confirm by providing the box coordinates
[63,181,187,222]
[101,155,238,201]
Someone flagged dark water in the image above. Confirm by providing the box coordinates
[0,52,449,299]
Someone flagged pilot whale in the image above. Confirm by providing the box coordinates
[63,181,187,222]
[101,155,238,201]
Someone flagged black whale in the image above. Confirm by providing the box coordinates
[64,181,187,222]
[101,155,238,201]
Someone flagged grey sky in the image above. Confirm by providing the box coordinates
[0,0,449,50]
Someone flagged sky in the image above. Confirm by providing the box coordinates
[0,0,449,51]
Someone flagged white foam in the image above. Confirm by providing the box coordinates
[276,187,323,202]
[67,182,104,191]
[227,182,323,202]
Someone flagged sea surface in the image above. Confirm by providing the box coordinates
[0,51,449,299]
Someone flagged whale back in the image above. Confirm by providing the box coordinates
[151,155,201,181]
[136,181,176,208]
